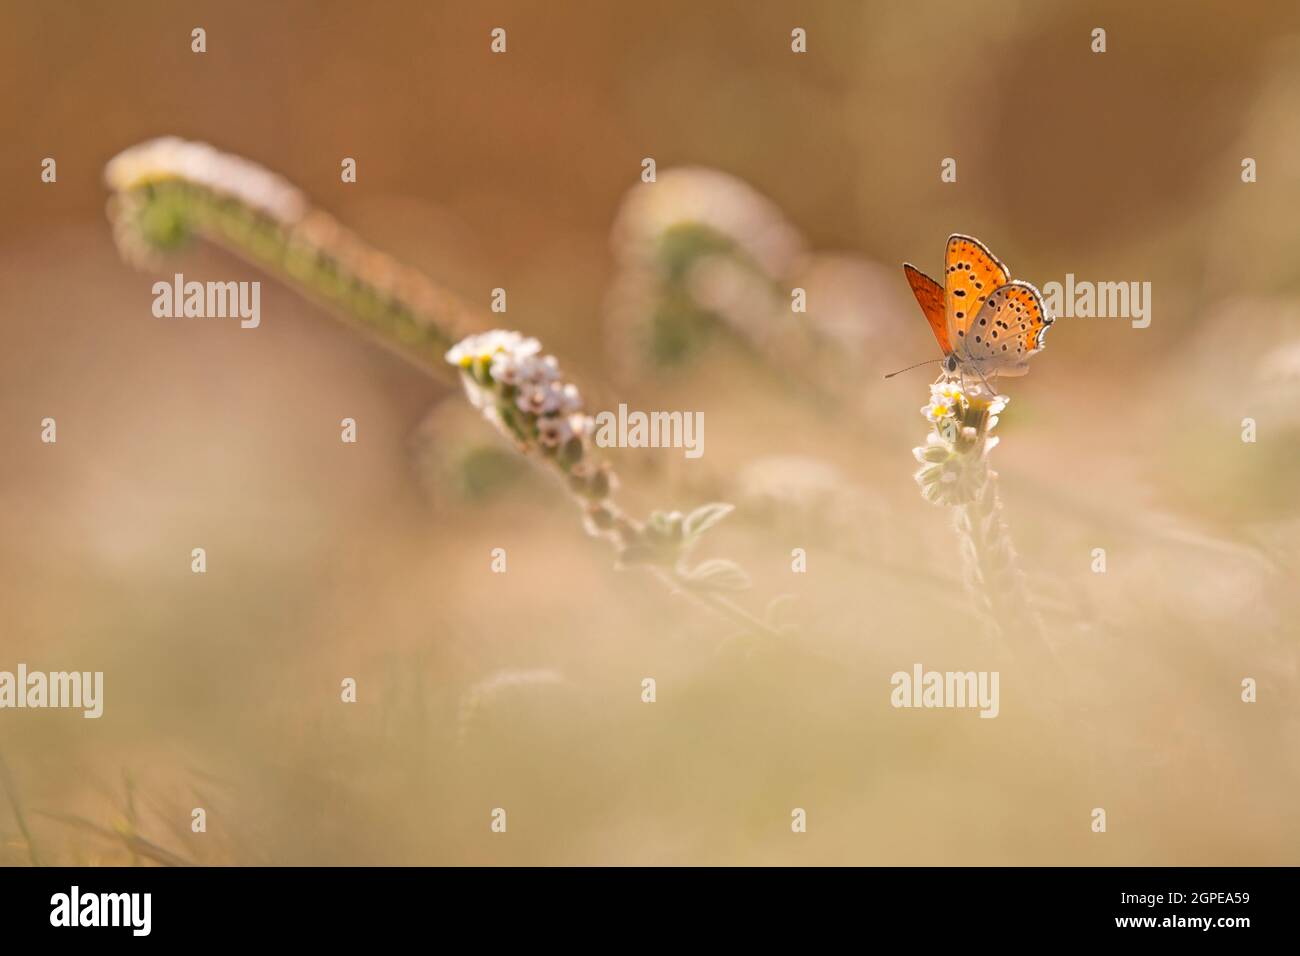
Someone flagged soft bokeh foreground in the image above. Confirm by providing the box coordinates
[1,0,1298,865]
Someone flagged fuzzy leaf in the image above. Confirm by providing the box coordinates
[616,544,660,567]
[647,509,683,536]
[764,593,799,630]
[683,502,734,539]
[680,558,752,591]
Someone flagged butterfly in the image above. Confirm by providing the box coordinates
[900,234,1053,387]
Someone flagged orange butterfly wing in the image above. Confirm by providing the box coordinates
[944,234,1010,342]
[903,262,951,355]
[960,280,1054,375]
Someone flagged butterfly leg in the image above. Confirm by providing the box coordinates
[970,363,1000,398]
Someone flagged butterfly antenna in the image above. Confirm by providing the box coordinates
[883,359,942,380]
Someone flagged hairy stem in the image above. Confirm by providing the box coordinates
[953,461,1043,646]
[914,383,1053,661]
[106,138,482,382]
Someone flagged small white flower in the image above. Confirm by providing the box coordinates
[931,380,965,404]
[517,381,574,416]
[525,354,561,384]
[923,397,956,423]
[558,383,583,414]
[569,413,593,439]
[445,330,538,370]
[922,379,969,425]
[447,330,599,467]
[488,355,520,385]
[537,415,575,448]
[445,336,481,368]
[494,351,560,387]
[489,352,524,385]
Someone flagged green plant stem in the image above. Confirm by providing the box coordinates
[112,178,479,382]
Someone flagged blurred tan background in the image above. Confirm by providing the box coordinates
[1,0,1298,865]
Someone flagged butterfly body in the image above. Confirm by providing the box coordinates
[903,235,1053,384]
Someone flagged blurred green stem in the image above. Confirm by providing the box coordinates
[107,141,481,381]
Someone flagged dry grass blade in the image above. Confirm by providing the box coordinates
[34,810,195,868]
[0,752,41,867]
